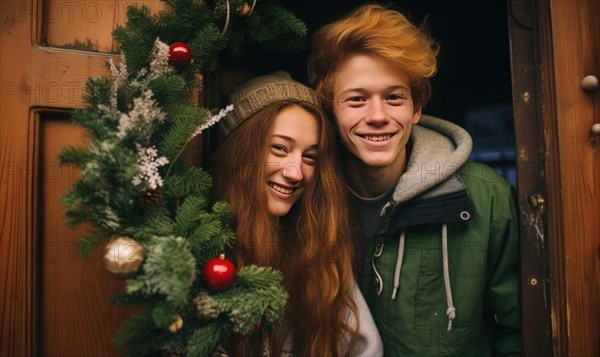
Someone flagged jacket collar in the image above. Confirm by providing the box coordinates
[384,173,473,233]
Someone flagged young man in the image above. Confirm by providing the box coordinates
[308,4,522,356]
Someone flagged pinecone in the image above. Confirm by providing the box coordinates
[161,345,185,357]
[140,187,163,208]
[194,292,220,319]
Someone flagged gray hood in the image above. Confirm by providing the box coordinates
[391,115,473,205]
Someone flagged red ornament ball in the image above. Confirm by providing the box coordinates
[202,254,235,291]
[168,42,193,68]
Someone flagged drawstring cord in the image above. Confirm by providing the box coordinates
[371,225,456,331]
[372,242,384,296]
[391,231,406,300]
[442,223,456,331]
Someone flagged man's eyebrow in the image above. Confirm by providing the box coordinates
[338,84,410,96]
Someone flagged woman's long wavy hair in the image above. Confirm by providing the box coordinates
[211,100,358,356]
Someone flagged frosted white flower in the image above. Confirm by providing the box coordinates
[117,89,166,139]
[132,144,169,190]
[109,55,128,110]
[150,38,175,78]
[109,56,128,88]
[136,68,148,81]
[188,104,234,141]
[97,104,112,113]
[118,113,132,138]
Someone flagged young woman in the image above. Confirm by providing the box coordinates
[211,71,382,356]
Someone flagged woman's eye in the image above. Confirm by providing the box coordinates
[303,154,318,165]
[270,145,287,155]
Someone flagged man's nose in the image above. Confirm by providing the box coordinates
[365,99,389,125]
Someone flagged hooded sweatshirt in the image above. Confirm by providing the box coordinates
[355,115,522,356]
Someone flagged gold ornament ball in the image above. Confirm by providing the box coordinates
[239,3,252,16]
[103,236,144,279]
[168,315,183,333]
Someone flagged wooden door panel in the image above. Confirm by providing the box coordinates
[39,114,135,356]
[44,0,164,53]
[1,2,38,355]
[550,1,600,355]
[1,0,162,355]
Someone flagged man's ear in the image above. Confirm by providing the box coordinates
[412,107,422,124]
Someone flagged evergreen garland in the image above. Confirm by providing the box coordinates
[59,0,308,355]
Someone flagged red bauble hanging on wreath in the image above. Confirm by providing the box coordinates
[168,42,193,69]
[202,254,235,291]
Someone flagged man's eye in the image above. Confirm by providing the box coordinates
[387,94,407,104]
[347,96,366,102]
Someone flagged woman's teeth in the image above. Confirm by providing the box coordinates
[270,183,293,194]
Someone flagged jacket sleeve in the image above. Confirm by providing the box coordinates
[486,185,523,356]
[341,280,384,357]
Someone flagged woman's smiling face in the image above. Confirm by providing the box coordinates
[265,104,320,216]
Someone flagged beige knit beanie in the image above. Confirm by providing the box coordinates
[219,71,319,138]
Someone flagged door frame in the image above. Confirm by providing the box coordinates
[508,0,555,355]
[507,0,598,356]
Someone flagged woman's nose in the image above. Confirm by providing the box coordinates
[282,159,304,182]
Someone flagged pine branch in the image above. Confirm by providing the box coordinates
[151,300,180,328]
[58,145,92,166]
[161,0,213,39]
[207,268,288,335]
[189,24,223,72]
[126,236,196,307]
[129,206,176,240]
[167,165,213,198]
[76,230,108,261]
[236,265,284,289]
[254,3,307,52]
[210,201,233,221]
[82,77,112,108]
[188,219,226,263]
[113,303,175,356]
[188,203,237,263]
[174,195,207,235]
[112,6,158,71]
[186,321,223,357]
[147,75,187,111]
[158,107,207,161]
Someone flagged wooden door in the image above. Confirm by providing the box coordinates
[547,1,600,355]
[1,1,161,355]
[509,0,600,356]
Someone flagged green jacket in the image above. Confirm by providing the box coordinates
[357,116,522,356]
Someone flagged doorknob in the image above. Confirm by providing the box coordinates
[582,76,599,148]
[591,123,600,149]
[581,75,598,91]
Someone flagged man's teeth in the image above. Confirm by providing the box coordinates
[270,183,293,194]
[364,135,392,142]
